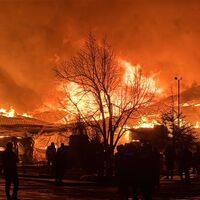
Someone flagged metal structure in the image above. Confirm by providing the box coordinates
[174,76,182,127]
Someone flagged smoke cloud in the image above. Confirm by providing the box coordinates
[0,0,199,112]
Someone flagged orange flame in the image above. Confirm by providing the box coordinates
[133,116,159,129]
[0,107,32,118]
[120,59,163,94]
[195,121,200,129]
[56,59,163,123]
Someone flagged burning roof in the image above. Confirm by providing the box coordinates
[0,116,50,126]
[0,112,69,137]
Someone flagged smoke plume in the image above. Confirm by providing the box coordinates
[0,0,199,112]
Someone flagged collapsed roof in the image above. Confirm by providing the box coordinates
[0,116,69,137]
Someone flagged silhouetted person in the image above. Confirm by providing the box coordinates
[2,142,19,200]
[46,142,56,167]
[139,143,155,200]
[12,138,19,158]
[178,146,192,183]
[164,144,176,180]
[115,145,127,199]
[116,143,140,200]
[192,146,200,175]
[152,147,161,188]
[55,143,67,185]
[126,143,140,200]
[95,144,104,178]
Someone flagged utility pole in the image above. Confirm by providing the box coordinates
[174,77,182,127]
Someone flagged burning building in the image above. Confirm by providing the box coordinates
[0,108,70,162]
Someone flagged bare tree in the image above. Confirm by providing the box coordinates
[55,34,155,174]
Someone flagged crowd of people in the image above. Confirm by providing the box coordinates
[164,143,193,183]
[0,140,200,200]
[114,141,200,200]
[46,142,68,185]
[115,142,160,200]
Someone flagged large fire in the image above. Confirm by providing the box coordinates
[195,121,200,128]
[50,59,200,131]
[57,59,162,123]
[133,116,159,129]
[2,59,199,137]
[121,60,163,94]
[0,107,32,118]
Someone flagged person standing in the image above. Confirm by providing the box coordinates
[178,146,192,183]
[55,143,67,185]
[115,145,127,199]
[46,142,56,167]
[164,144,176,180]
[2,142,19,200]
[140,143,155,200]
[152,147,161,189]
[192,146,200,175]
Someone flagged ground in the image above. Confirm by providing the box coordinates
[0,176,200,199]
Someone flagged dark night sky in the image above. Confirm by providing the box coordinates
[0,0,199,112]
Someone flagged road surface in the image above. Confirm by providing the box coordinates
[0,176,200,199]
